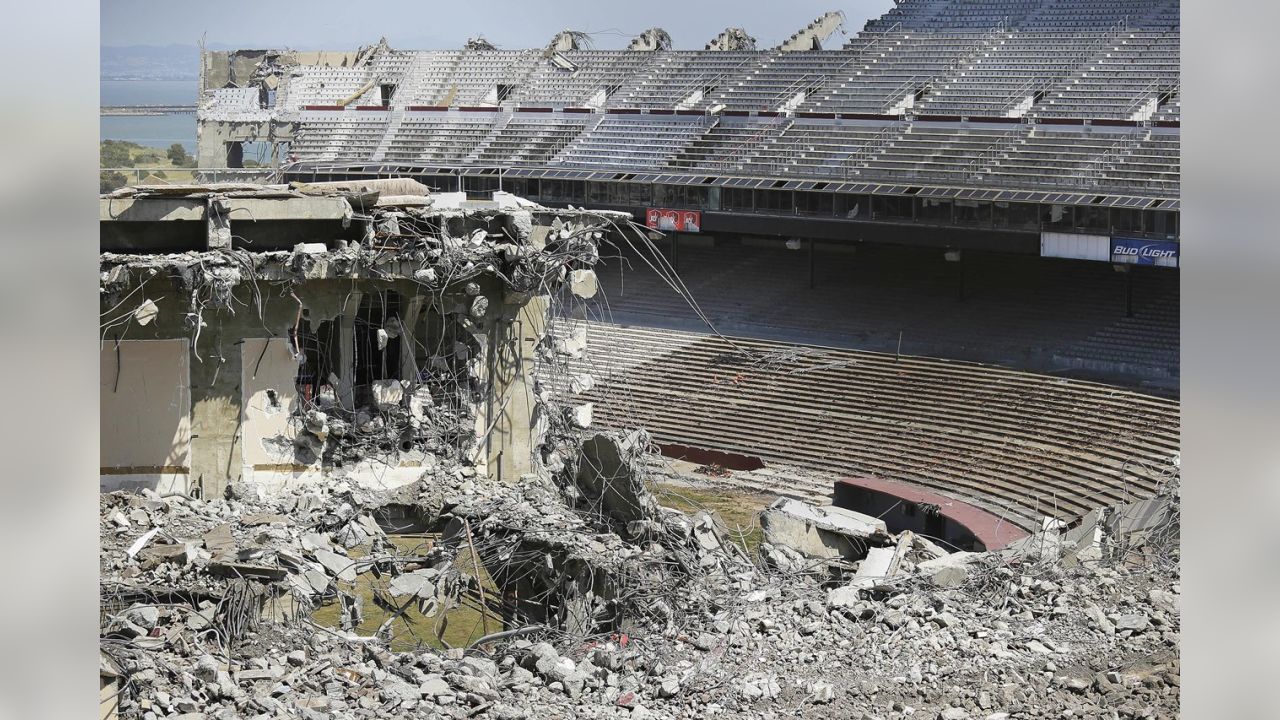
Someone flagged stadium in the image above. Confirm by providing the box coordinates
[187,0,1181,540]
[94,1,1183,716]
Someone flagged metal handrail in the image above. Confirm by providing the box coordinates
[670,54,761,108]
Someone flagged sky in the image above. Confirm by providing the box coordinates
[101,0,896,50]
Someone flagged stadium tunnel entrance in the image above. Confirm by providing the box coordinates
[833,477,1029,552]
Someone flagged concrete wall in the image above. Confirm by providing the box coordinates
[482,295,549,482]
[240,337,307,473]
[196,120,290,169]
[99,273,547,495]
[100,339,191,494]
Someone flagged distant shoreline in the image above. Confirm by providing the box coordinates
[102,75,199,81]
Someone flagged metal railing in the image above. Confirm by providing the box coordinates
[99,167,284,186]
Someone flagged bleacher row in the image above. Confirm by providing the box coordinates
[271,26,1179,121]
[261,0,1178,124]
[865,0,1177,32]
[289,113,1180,195]
[579,242,1181,379]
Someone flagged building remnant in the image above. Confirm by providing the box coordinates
[705,27,758,51]
[100,182,632,498]
[99,422,1181,719]
[777,11,846,52]
[628,28,673,52]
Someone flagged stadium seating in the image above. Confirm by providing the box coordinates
[269,0,1180,192]
[470,115,593,164]
[379,115,496,163]
[574,242,1179,378]
[553,116,712,169]
[291,111,389,162]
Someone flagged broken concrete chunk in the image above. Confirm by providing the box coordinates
[241,513,289,527]
[123,605,160,629]
[125,528,162,558]
[569,373,595,394]
[760,498,888,560]
[389,568,440,599]
[569,269,599,299]
[1112,613,1150,633]
[554,324,588,359]
[208,560,288,581]
[133,298,159,326]
[371,380,404,412]
[202,524,236,555]
[408,387,434,422]
[419,675,451,699]
[846,545,899,590]
[137,542,194,566]
[312,548,358,583]
[739,673,781,701]
[300,532,330,552]
[807,680,836,704]
[292,242,327,255]
[570,403,594,429]
[916,552,978,587]
[826,585,862,610]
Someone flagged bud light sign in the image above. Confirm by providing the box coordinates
[646,208,701,233]
[1110,237,1179,267]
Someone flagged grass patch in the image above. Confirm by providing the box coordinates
[652,482,775,555]
[100,139,197,187]
[311,534,503,653]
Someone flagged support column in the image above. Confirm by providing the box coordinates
[484,294,549,483]
[206,197,232,250]
[336,291,362,410]
[399,296,425,382]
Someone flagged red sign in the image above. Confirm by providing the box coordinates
[645,208,701,233]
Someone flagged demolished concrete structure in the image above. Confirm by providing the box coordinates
[100,181,630,497]
[100,180,1180,720]
[760,497,888,563]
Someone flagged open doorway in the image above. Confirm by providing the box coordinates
[353,290,403,406]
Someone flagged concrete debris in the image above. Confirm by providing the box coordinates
[760,497,888,560]
[370,379,404,412]
[569,373,595,394]
[847,545,900,590]
[569,402,593,429]
[98,463,1180,720]
[293,242,328,255]
[311,547,358,582]
[132,298,159,326]
[917,551,980,588]
[569,269,599,299]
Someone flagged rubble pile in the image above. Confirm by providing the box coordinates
[101,436,1179,719]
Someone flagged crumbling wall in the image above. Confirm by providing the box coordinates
[100,188,631,497]
[195,120,291,170]
[239,338,304,474]
[99,339,192,494]
[482,295,551,483]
